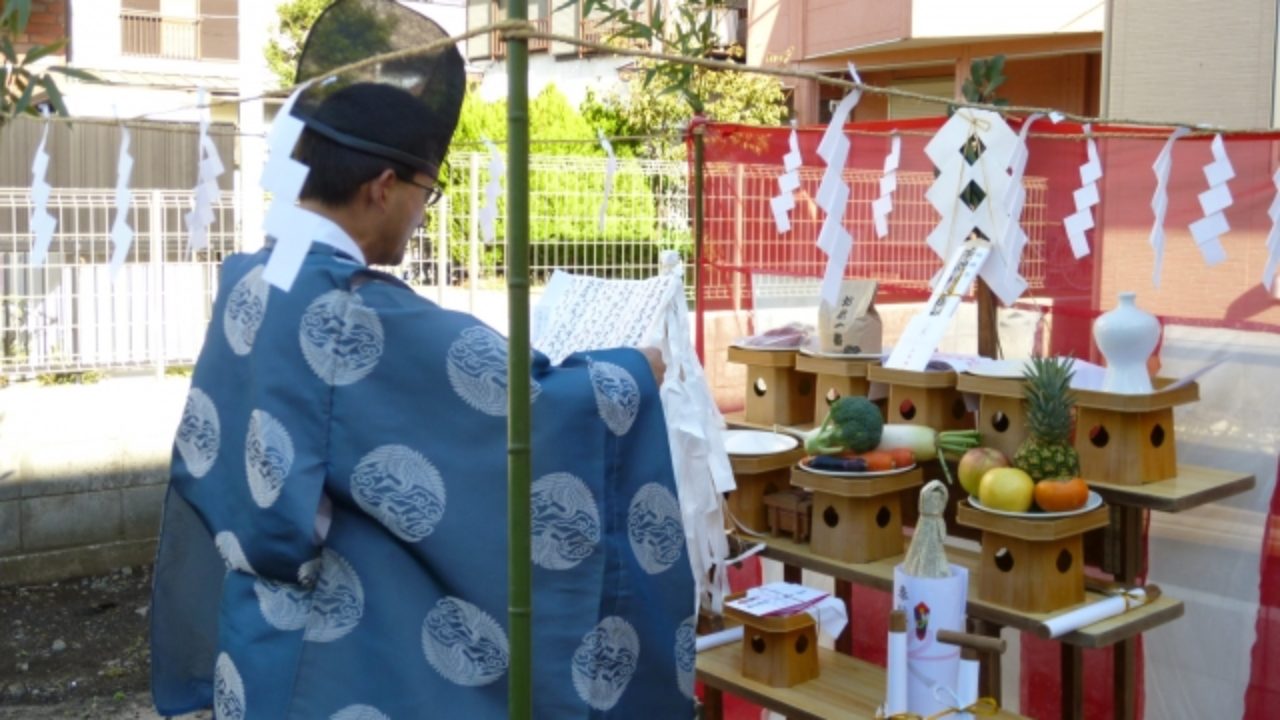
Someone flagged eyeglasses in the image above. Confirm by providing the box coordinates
[400,175,444,207]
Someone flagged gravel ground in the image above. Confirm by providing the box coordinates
[0,565,209,719]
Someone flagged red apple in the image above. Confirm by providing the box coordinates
[957,447,1010,497]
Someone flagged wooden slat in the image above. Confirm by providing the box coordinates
[697,642,1030,719]
[1073,379,1199,412]
[794,354,877,377]
[740,534,1184,648]
[867,365,958,388]
[1088,464,1255,512]
[955,501,1110,541]
[728,346,799,367]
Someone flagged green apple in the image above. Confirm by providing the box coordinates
[957,447,1010,497]
[978,467,1035,513]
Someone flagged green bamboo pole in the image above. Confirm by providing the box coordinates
[505,3,532,719]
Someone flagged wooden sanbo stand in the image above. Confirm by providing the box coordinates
[728,346,814,427]
[792,465,923,564]
[724,595,820,688]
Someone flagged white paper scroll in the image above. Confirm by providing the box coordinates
[1187,133,1233,267]
[261,84,320,292]
[1042,588,1152,638]
[872,134,901,238]
[479,139,504,245]
[109,126,135,278]
[1264,168,1280,291]
[1149,126,1191,288]
[184,88,225,255]
[597,130,616,233]
[1063,123,1102,259]
[815,64,863,306]
[28,111,57,267]
[885,239,991,371]
[885,616,909,715]
[770,126,803,233]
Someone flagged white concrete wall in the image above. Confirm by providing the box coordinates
[471,53,630,108]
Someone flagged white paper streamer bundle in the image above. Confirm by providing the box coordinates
[597,130,616,233]
[1149,126,1190,288]
[261,85,319,292]
[479,139,504,245]
[814,63,863,306]
[184,88,226,255]
[28,112,57,267]
[770,126,802,233]
[872,134,901,239]
[109,126,135,278]
[1187,133,1234,267]
[990,112,1042,301]
[1063,123,1102,259]
[1264,168,1280,291]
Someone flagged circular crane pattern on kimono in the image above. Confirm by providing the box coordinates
[213,652,246,720]
[299,289,385,386]
[626,483,685,575]
[350,445,447,543]
[675,615,697,699]
[331,705,390,720]
[421,596,510,687]
[214,531,255,575]
[245,409,296,509]
[571,616,640,711]
[253,576,311,632]
[446,325,542,417]
[175,387,220,478]
[531,472,601,570]
[223,264,270,356]
[588,359,641,436]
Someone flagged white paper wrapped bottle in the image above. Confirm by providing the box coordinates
[1093,291,1160,394]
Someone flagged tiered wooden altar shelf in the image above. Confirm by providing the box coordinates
[697,642,1030,720]
[793,353,878,422]
[866,365,973,431]
[733,533,1184,648]
[1087,464,1255,512]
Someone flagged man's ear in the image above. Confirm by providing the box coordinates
[367,168,398,209]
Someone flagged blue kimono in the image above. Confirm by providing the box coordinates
[150,243,696,719]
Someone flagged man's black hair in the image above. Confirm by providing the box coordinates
[296,83,453,206]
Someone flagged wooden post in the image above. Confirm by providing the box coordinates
[977,278,999,359]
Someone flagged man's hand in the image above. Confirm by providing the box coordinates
[638,346,666,386]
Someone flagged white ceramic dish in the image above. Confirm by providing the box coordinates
[795,459,917,478]
[968,490,1103,519]
[723,429,799,456]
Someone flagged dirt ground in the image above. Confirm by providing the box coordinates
[0,565,208,719]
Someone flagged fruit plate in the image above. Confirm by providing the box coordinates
[796,458,918,478]
[968,490,1103,519]
[723,429,799,456]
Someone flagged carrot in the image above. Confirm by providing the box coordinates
[859,450,896,472]
[886,447,915,468]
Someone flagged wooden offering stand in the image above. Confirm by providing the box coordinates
[764,489,813,542]
[866,365,973,431]
[728,446,807,534]
[793,353,878,423]
[723,594,820,688]
[1073,380,1199,485]
[957,501,1110,613]
[728,346,815,427]
[792,464,923,564]
[955,373,1029,462]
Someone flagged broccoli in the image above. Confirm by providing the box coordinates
[804,396,884,455]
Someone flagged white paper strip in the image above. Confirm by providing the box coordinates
[184,88,225,255]
[770,127,803,233]
[885,240,992,371]
[597,130,616,233]
[1043,589,1150,638]
[261,84,319,291]
[955,656,981,720]
[814,64,864,306]
[109,126,135,278]
[872,134,901,238]
[28,112,57,267]
[479,139,504,245]
[1063,123,1103,259]
[1263,168,1280,291]
[885,617,909,716]
[989,113,1041,299]
[1149,126,1191,288]
[1187,133,1233,267]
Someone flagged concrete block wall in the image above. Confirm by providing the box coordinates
[0,376,188,586]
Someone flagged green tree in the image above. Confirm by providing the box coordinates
[264,0,330,88]
[0,0,94,131]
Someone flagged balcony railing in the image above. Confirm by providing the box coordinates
[121,11,200,60]
[489,16,550,59]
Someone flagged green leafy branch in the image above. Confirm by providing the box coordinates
[961,54,1008,106]
[1,0,95,129]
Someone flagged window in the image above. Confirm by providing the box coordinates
[121,0,239,61]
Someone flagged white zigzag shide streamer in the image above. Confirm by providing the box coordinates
[1187,133,1234,267]
[28,111,57,267]
[598,130,616,233]
[871,134,900,239]
[185,88,225,255]
[814,63,863,306]
[261,84,318,292]
[770,126,802,233]
[1063,123,1102,259]
[479,139,504,245]
[1149,126,1190,288]
[109,125,135,278]
[1264,168,1280,291]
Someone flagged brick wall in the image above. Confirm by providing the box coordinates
[14,0,69,55]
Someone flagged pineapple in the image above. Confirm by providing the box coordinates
[1013,356,1081,481]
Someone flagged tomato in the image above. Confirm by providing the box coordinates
[1033,477,1090,512]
